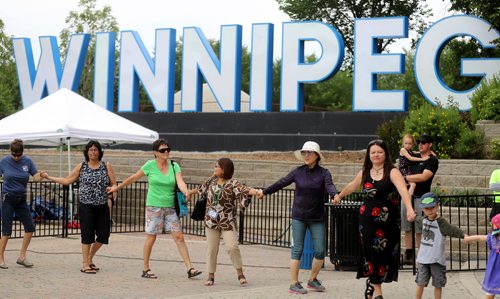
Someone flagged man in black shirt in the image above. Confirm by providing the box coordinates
[401,134,439,264]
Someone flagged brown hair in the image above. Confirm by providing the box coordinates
[10,139,24,154]
[217,158,234,179]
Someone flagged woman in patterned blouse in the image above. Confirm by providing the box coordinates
[41,140,117,274]
[188,158,260,286]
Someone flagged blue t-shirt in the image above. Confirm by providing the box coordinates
[0,155,38,195]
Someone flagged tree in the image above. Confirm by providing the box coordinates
[59,0,119,102]
[276,0,432,66]
[0,19,21,117]
[448,0,500,39]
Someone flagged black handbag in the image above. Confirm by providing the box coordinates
[191,176,215,221]
[190,193,207,221]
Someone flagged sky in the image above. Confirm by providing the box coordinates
[1,0,452,59]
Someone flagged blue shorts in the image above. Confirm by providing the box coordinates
[145,207,182,234]
[1,193,36,236]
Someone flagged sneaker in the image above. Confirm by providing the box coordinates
[289,282,308,294]
[307,278,326,292]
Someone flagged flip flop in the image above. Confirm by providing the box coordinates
[0,262,8,269]
[81,268,97,274]
[89,264,100,271]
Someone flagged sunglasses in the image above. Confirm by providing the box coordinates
[158,147,171,153]
[300,150,315,156]
[417,141,428,145]
[11,152,23,157]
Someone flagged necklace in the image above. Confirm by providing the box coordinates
[372,166,384,175]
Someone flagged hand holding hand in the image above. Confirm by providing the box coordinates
[406,209,416,222]
[40,171,48,179]
[256,189,264,200]
[185,189,194,202]
[331,194,341,205]
[107,185,118,194]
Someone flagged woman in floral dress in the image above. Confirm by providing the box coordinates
[333,139,416,299]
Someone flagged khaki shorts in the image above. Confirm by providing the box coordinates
[145,207,182,234]
[401,196,423,233]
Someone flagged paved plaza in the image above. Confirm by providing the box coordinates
[0,233,486,298]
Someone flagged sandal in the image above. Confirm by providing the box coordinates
[141,269,158,279]
[204,277,215,286]
[89,264,100,271]
[238,274,247,285]
[80,268,97,274]
[187,268,202,278]
[365,278,374,299]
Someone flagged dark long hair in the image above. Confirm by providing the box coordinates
[83,140,103,161]
[361,139,394,184]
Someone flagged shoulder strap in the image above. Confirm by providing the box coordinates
[170,160,177,183]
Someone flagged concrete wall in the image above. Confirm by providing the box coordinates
[3,149,499,194]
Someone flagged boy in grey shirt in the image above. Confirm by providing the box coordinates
[415,192,466,299]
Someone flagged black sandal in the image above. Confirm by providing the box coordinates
[187,268,202,278]
[365,278,374,299]
[141,269,158,279]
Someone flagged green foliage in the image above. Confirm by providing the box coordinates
[375,115,406,162]
[378,50,430,111]
[0,19,21,117]
[59,0,119,103]
[470,76,500,122]
[489,138,500,160]
[453,129,485,159]
[276,0,431,68]
[438,40,486,91]
[449,1,500,43]
[304,69,352,111]
[404,101,465,158]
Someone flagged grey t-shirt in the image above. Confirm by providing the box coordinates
[416,216,465,266]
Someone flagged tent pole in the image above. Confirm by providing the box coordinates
[67,138,73,222]
[59,139,63,177]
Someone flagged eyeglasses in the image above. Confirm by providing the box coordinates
[417,141,428,145]
[11,152,23,157]
[300,150,314,156]
[157,148,171,153]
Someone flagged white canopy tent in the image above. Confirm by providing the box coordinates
[0,88,158,147]
[0,88,159,219]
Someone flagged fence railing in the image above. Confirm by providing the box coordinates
[1,181,494,271]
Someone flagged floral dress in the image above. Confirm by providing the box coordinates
[357,175,401,284]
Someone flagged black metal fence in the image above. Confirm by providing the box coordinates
[1,181,495,271]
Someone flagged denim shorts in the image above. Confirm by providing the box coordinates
[1,193,36,235]
[145,206,182,234]
[415,262,447,288]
